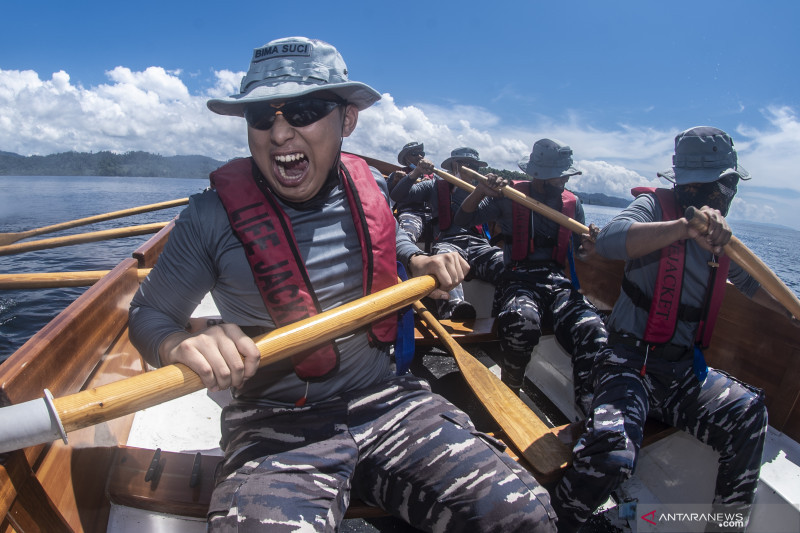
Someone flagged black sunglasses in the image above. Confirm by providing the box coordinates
[244,98,344,130]
[408,151,425,158]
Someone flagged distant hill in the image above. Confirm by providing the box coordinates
[482,166,629,208]
[0,150,227,179]
[0,151,632,208]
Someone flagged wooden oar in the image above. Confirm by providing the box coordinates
[0,222,168,256]
[0,275,438,453]
[455,166,591,234]
[685,207,800,319]
[411,300,571,482]
[0,197,188,246]
[0,269,151,289]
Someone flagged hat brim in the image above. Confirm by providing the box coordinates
[518,157,582,180]
[441,157,488,171]
[207,80,382,117]
[658,165,750,184]
[397,143,424,165]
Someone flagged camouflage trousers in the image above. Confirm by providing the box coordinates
[433,233,504,319]
[399,211,427,243]
[208,374,556,532]
[551,344,768,533]
[494,264,607,413]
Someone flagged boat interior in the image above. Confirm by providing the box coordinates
[1,216,799,532]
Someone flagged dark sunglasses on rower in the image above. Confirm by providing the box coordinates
[244,98,344,131]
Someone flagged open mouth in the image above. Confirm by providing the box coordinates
[274,152,309,186]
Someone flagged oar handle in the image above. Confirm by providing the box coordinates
[0,197,189,246]
[0,222,169,256]
[441,166,591,235]
[0,269,151,289]
[51,275,438,434]
[685,206,800,318]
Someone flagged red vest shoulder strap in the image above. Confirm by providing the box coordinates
[338,153,398,346]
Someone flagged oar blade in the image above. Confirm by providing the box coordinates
[412,301,571,483]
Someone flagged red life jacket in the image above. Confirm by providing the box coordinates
[436,179,453,231]
[511,181,576,265]
[210,154,398,380]
[629,187,730,347]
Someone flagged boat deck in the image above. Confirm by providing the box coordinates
[112,281,800,532]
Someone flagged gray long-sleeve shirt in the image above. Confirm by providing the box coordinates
[129,165,421,406]
[595,193,759,347]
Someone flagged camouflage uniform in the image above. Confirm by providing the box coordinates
[398,210,428,243]
[494,263,607,413]
[208,374,557,532]
[551,343,767,532]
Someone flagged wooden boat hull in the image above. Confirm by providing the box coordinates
[2,167,799,531]
[0,223,173,532]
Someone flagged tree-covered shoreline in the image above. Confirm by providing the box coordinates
[0,150,226,179]
[0,150,630,207]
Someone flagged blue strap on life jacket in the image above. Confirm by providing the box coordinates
[692,345,709,382]
[567,237,581,291]
[394,262,415,375]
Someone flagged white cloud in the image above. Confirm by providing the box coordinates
[0,67,249,161]
[2,66,799,228]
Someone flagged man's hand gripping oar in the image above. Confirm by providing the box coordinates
[439,165,600,258]
[685,206,800,323]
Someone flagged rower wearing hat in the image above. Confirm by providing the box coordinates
[386,141,435,244]
[455,138,607,411]
[551,126,794,532]
[131,36,556,532]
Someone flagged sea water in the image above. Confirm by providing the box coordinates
[1,177,799,364]
[0,175,208,362]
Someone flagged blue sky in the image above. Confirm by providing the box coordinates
[2,0,800,228]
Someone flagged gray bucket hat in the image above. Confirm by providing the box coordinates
[657,126,750,185]
[207,36,381,117]
[397,141,424,165]
[441,147,488,171]
[518,138,582,180]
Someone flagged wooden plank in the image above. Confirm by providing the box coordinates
[0,452,72,533]
[705,285,800,439]
[31,331,148,532]
[0,258,141,404]
[107,446,387,519]
[0,252,152,530]
[108,446,217,518]
[132,220,174,268]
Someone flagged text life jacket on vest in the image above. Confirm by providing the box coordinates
[510,181,576,265]
[628,187,730,347]
[210,154,398,380]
